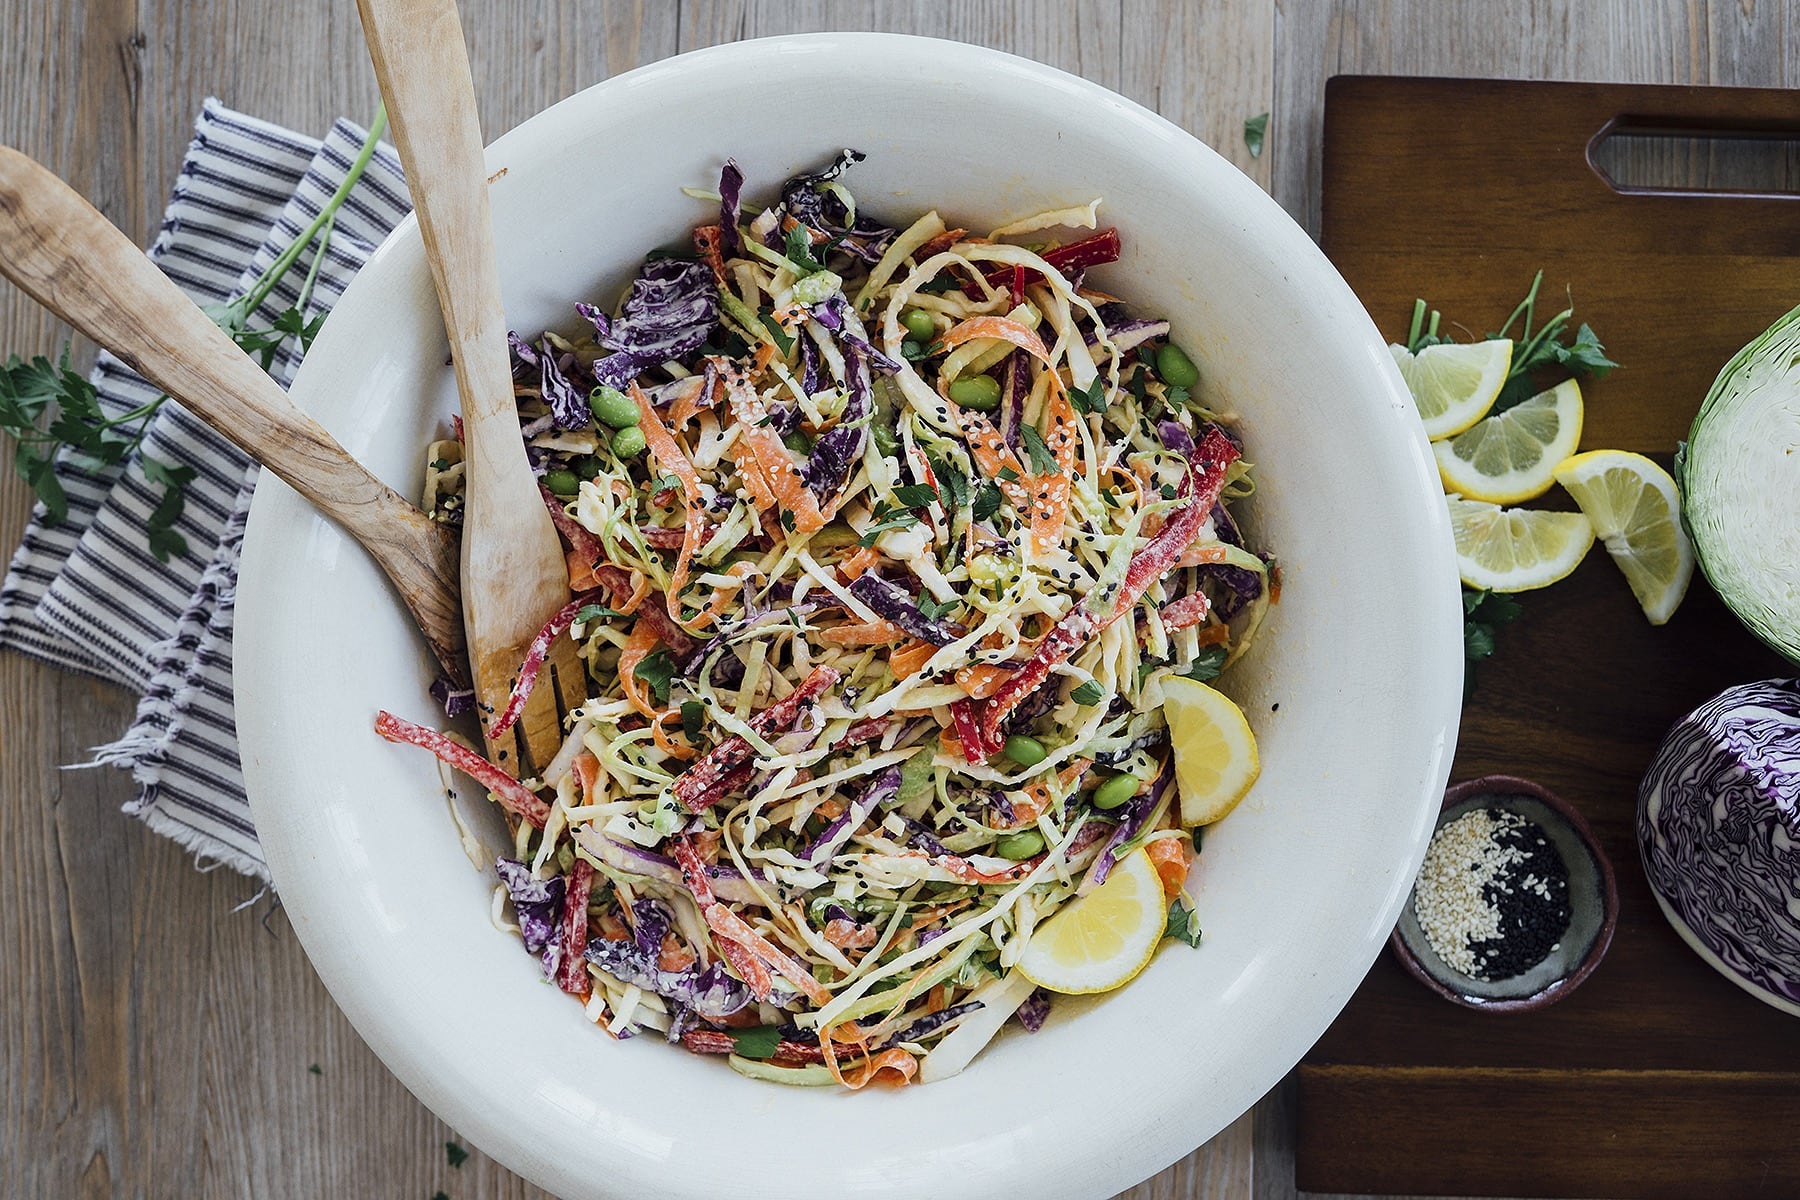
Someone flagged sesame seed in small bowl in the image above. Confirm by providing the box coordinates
[1390,774,1619,1012]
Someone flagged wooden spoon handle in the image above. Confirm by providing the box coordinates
[359,0,576,770]
[0,145,468,683]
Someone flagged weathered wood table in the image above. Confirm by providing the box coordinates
[2,2,1789,1196]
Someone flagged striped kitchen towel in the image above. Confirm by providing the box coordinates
[0,100,411,881]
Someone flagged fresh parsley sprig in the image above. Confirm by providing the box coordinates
[1462,587,1522,700]
[0,106,390,561]
[1406,270,1618,413]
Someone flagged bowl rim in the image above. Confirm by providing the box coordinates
[235,29,1466,1200]
[1390,772,1620,1013]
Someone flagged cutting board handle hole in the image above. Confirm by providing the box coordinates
[1588,117,1800,199]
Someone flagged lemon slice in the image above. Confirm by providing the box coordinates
[1161,675,1260,827]
[1434,379,1584,503]
[1018,847,1167,994]
[1552,450,1695,624]
[1389,340,1514,439]
[1447,494,1595,592]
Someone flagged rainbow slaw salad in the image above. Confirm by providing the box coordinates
[379,151,1275,1089]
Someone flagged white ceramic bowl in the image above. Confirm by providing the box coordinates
[237,33,1461,1200]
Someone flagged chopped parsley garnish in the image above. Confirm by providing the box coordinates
[1181,645,1227,682]
[1243,111,1269,158]
[726,1025,782,1060]
[1020,424,1058,474]
[1070,680,1106,706]
[970,481,1002,523]
[857,499,921,547]
[1167,898,1204,946]
[633,649,678,706]
[445,1142,469,1169]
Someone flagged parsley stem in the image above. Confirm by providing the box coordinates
[240,105,387,317]
[1495,269,1543,343]
[1407,299,1426,352]
[293,212,336,315]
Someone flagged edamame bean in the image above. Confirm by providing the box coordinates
[610,426,648,459]
[1092,772,1142,810]
[572,454,603,480]
[588,385,641,429]
[994,830,1046,860]
[947,374,1002,411]
[1003,734,1047,767]
[900,308,936,342]
[1155,343,1200,389]
[542,468,580,497]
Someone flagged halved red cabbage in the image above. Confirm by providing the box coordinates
[1639,679,1800,1008]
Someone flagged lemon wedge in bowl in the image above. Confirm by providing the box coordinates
[1389,339,1513,439]
[1553,450,1694,624]
[1162,675,1261,827]
[1018,847,1168,994]
[1435,379,1584,503]
[1447,494,1595,592]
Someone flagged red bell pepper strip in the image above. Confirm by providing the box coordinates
[950,698,991,766]
[976,426,1239,746]
[373,710,551,828]
[981,227,1122,290]
[670,665,841,812]
[681,1029,737,1055]
[486,592,602,739]
[1159,591,1214,631]
[556,858,594,996]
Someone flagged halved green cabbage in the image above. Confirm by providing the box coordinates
[1678,305,1800,662]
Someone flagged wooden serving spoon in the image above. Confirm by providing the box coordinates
[357,0,585,780]
[0,145,468,687]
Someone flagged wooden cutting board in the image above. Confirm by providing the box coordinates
[1297,77,1800,1200]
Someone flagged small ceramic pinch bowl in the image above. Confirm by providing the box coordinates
[1392,774,1619,1012]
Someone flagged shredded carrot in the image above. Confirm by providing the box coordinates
[889,639,936,678]
[814,797,847,821]
[631,384,707,627]
[836,545,880,581]
[955,407,1033,512]
[692,223,727,282]
[1175,542,1231,568]
[574,752,601,806]
[660,374,708,431]
[953,663,1010,699]
[938,315,1054,370]
[822,619,908,647]
[1024,383,1079,553]
[926,983,951,1014]
[1145,836,1195,901]
[617,620,663,719]
[567,549,599,592]
[651,711,698,760]
[1194,622,1232,647]
[597,912,630,942]
[659,932,699,972]
[821,1024,918,1089]
[725,381,827,532]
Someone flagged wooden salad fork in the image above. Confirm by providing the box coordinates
[357,0,585,779]
[0,146,468,688]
